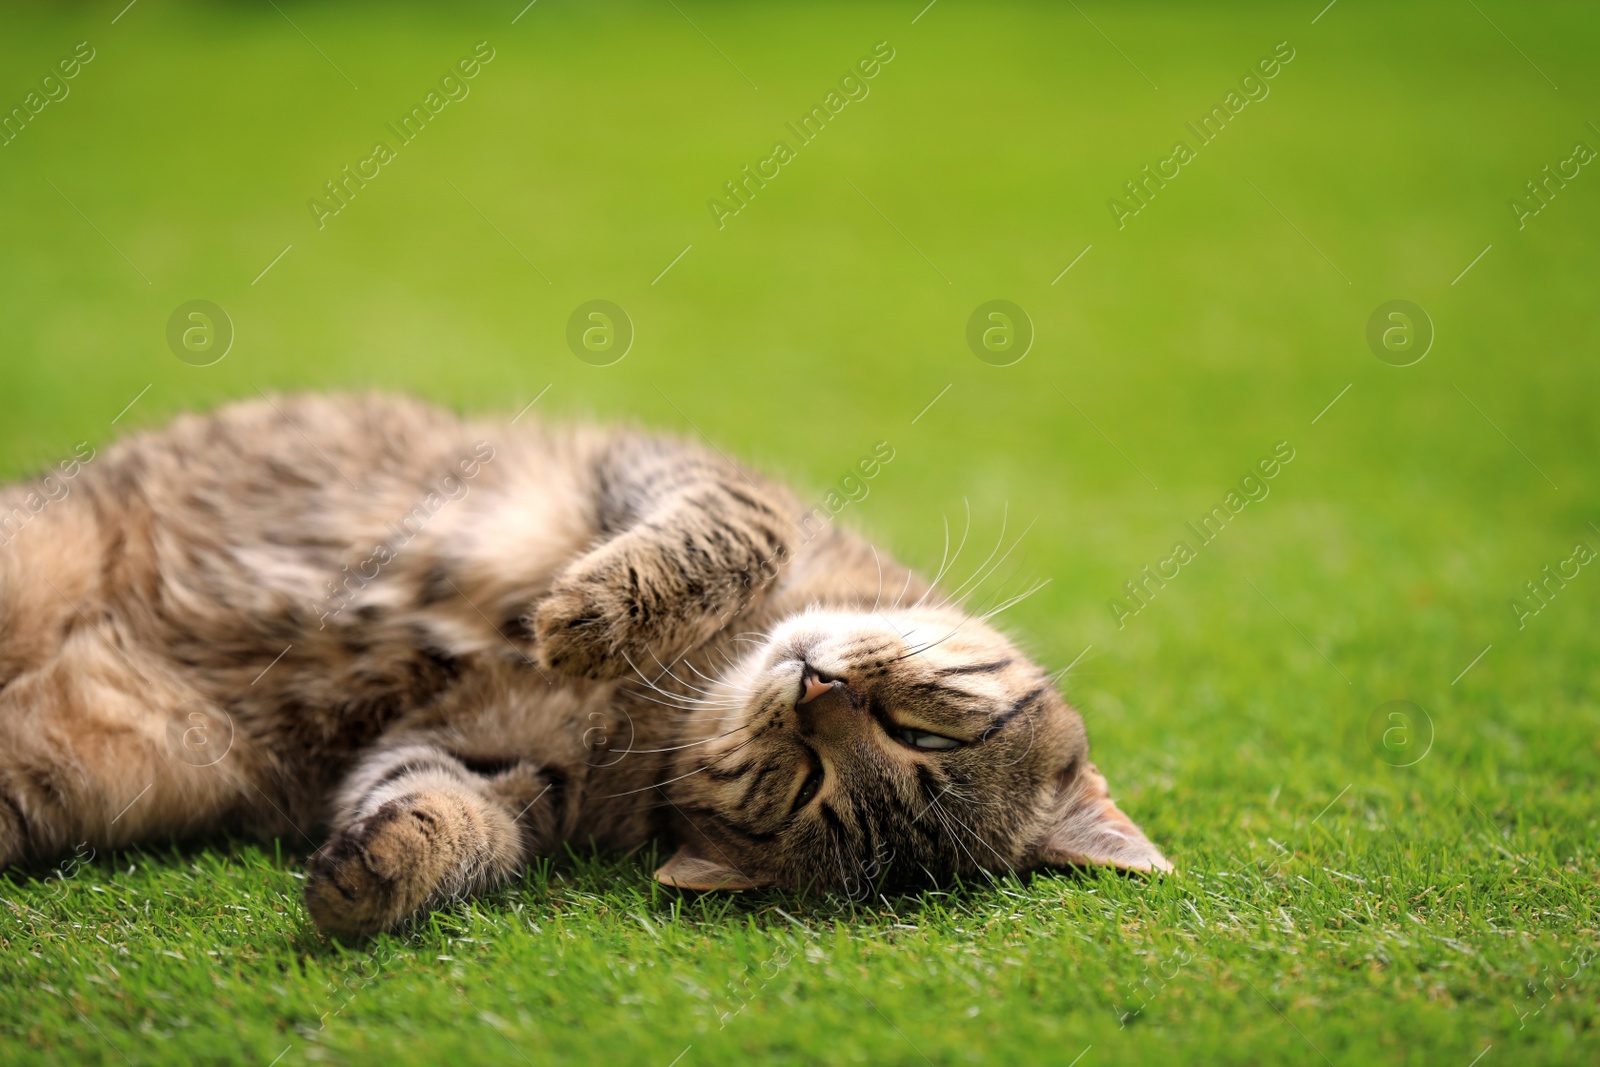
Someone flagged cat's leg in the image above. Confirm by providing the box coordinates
[0,629,258,869]
[303,738,560,936]
[533,435,800,679]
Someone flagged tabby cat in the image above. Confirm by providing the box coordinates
[0,394,1170,935]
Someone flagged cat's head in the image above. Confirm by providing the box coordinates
[656,604,1170,894]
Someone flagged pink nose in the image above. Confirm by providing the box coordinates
[799,671,840,705]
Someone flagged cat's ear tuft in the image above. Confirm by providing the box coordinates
[653,846,769,891]
[1029,761,1173,875]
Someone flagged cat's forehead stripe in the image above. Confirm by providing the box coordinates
[931,658,1015,677]
[979,684,1052,740]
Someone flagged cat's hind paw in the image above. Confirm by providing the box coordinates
[303,789,514,937]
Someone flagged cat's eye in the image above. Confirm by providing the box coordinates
[792,765,824,811]
[894,727,963,751]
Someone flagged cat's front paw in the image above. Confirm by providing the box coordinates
[533,538,683,680]
[532,579,632,680]
[533,505,786,681]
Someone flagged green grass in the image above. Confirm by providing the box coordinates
[2,1,1598,1063]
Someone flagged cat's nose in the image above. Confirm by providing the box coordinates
[797,665,843,706]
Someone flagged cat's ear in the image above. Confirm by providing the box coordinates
[653,845,770,891]
[1029,761,1173,874]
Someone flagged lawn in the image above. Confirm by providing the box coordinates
[2,0,1597,1063]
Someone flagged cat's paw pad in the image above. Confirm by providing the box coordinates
[303,797,449,936]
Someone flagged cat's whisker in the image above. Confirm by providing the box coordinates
[977,577,1052,622]
[709,644,745,677]
[936,799,1018,878]
[616,672,734,703]
[700,644,761,696]
[924,797,987,877]
[618,651,744,711]
[683,657,744,694]
[966,556,1030,616]
[937,501,1007,607]
[688,659,732,694]
[612,719,755,754]
[838,573,913,643]
[644,646,727,700]
[682,693,750,709]
[599,728,763,798]
[912,783,954,825]
[869,545,884,614]
[890,622,967,663]
[947,513,1039,614]
[915,498,971,609]
[926,795,1013,881]
[617,683,742,713]
[621,648,678,692]
[934,779,1011,810]
[966,556,1043,620]
[890,565,915,611]
[635,700,745,718]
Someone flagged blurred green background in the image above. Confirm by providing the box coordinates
[1,1,1597,1064]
